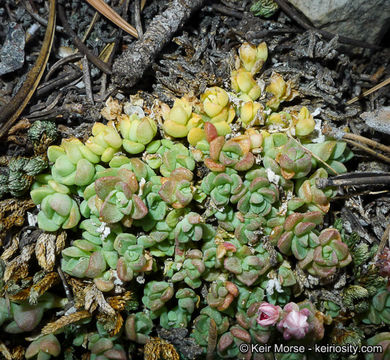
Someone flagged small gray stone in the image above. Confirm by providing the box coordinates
[0,22,25,76]
[287,0,390,43]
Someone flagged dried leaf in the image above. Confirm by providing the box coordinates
[41,310,91,335]
[0,341,13,360]
[85,285,115,316]
[144,338,179,360]
[4,244,34,282]
[106,291,132,311]
[11,346,24,360]
[29,272,59,304]
[35,233,57,272]
[206,318,217,360]
[1,235,19,261]
[55,231,67,254]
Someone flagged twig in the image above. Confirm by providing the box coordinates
[58,4,112,75]
[273,0,381,50]
[57,266,73,302]
[82,11,100,43]
[134,0,144,38]
[23,0,64,32]
[375,222,390,262]
[37,70,82,97]
[44,53,83,82]
[113,0,206,88]
[316,173,390,189]
[0,0,56,138]
[342,133,390,154]
[141,0,147,11]
[211,3,243,19]
[343,138,390,164]
[346,77,390,105]
[82,56,94,105]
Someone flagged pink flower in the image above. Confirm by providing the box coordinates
[277,302,310,340]
[256,302,282,327]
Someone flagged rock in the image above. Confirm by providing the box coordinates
[287,0,390,44]
[360,106,390,135]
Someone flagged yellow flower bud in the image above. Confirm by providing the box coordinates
[295,106,315,136]
[239,42,268,74]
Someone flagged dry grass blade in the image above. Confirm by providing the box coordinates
[347,77,390,105]
[0,0,56,139]
[41,310,91,334]
[85,0,138,38]
[141,0,147,11]
[0,342,13,360]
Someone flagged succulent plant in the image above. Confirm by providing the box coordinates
[234,212,266,245]
[207,280,239,311]
[300,228,352,278]
[175,212,215,244]
[48,138,99,186]
[162,96,202,139]
[201,87,235,136]
[159,167,194,209]
[201,168,247,207]
[119,113,157,154]
[94,168,148,226]
[160,288,198,329]
[237,168,279,216]
[275,139,313,180]
[365,332,390,360]
[239,100,264,128]
[305,140,353,175]
[171,249,205,288]
[85,121,123,162]
[114,233,154,282]
[238,42,268,75]
[27,120,59,149]
[25,334,61,360]
[250,0,279,19]
[275,211,323,257]
[266,72,298,111]
[201,123,255,172]
[294,106,315,137]
[362,289,390,325]
[293,168,334,213]
[1,293,63,334]
[31,178,81,232]
[192,306,230,349]
[142,281,174,319]
[88,328,127,360]
[224,241,270,286]
[125,311,154,344]
[231,68,262,101]
[217,325,252,360]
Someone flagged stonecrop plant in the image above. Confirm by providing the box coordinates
[20,41,389,360]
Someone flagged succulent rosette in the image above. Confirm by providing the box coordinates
[175,212,215,244]
[237,168,279,216]
[234,212,266,245]
[207,280,239,312]
[266,72,298,111]
[171,249,206,288]
[159,167,194,209]
[238,42,268,75]
[192,306,230,349]
[142,281,174,319]
[201,87,235,136]
[48,138,99,186]
[365,332,390,360]
[275,211,323,258]
[85,121,123,162]
[362,289,390,325]
[94,168,148,226]
[201,168,247,207]
[125,312,153,344]
[305,140,353,174]
[300,228,352,278]
[231,68,262,101]
[31,177,81,232]
[25,334,61,360]
[217,325,252,360]
[202,123,255,172]
[275,139,312,180]
[119,113,157,154]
